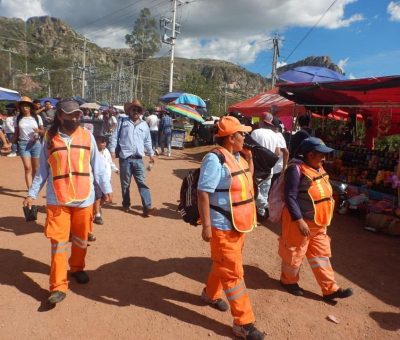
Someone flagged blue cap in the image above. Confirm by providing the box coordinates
[298,137,334,154]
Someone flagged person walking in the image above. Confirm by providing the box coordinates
[198,116,264,340]
[109,99,155,216]
[250,112,284,220]
[146,109,160,155]
[279,137,353,301]
[23,98,112,305]
[289,114,312,158]
[4,109,17,157]
[159,110,173,157]
[12,96,44,189]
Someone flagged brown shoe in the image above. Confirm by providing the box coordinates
[143,207,156,217]
[88,233,96,242]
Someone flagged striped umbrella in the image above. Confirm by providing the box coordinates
[166,104,205,123]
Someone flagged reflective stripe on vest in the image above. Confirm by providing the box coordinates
[48,127,92,204]
[216,147,257,233]
[299,164,335,227]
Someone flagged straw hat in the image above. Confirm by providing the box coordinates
[16,96,35,110]
[124,99,143,114]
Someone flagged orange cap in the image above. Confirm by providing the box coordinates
[215,116,252,137]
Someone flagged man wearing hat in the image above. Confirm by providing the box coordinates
[278,137,353,301]
[23,98,113,305]
[250,112,285,220]
[198,116,264,339]
[109,99,155,216]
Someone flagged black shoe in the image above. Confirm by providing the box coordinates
[48,290,66,304]
[233,323,265,340]
[280,281,304,296]
[201,288,229,312]
[323,288,353,301]
[122,205,130,212]
[71,271,90,284]
[94,215,104,225]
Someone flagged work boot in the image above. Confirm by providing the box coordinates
[201,288,229,312]
[280,281,304,296]
[71,271,90,284]
[48,290,66,305]
[94,215,104,225]
[323,288,353,301]
[232,323,265,340]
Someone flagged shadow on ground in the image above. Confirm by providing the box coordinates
[71,256,278,337]
[0,216,43,235]
[0,186,26,199]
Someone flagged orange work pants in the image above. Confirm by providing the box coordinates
[205,228,255,326]
[45,205,93,292]
[278,207,339,295]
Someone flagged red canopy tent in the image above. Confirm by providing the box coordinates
[278,75,400,146]
[228,88,305,130]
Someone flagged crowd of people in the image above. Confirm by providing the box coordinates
[0,96,354,340]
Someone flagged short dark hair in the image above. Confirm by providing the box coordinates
[44,100,51,105]
[33,99,41,104]
[298,115,310,127]
[95,135,107,143]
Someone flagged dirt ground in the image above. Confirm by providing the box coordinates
[0,146,399,340]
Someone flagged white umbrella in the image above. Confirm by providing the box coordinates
[80,102,101,109]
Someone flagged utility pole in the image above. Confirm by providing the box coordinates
[36,67,51,97]
[81,37,87,99]
[271,34,280,88]
[130,58,135,101]
[0,48,16,88]
[160,0,183,92]
[224,82,227,112]
[24,21,28,74]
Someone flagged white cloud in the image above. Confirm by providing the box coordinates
[0,0,364,65]
[338,57,349,72]
[388,1,400,21]
[276,61,288,68]
[348,73,356,79]
[0,0,47,20]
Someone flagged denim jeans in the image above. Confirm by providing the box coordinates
[119,157,151,211]
[150,130,158,150]
[160,132,172,154]
[256,175,272,216]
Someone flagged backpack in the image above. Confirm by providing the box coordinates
[178,149,226,226]
[268,163,300,223]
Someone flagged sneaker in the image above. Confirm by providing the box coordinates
[7,152,17,157]
[323,288,353,301]
[167,152,171,157]
[280,281,304,296]
[233,323,265,340]
[94,215,104,225]
[48,290,66,304]
[201,288,229,312]
[143,207,156,217]
[71,271,90,284]
[88,233,96,242]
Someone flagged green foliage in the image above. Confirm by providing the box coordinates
[125,8,161,59]
[375,135,400,152]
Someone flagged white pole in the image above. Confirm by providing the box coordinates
[81,37,87,98]
[169,0,177,92]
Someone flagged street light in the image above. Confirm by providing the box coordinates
[36,67,51,97]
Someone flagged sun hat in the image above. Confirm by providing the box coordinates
[262,112,275,126]
[298,137,334,154]
[214,116,252,137]
[124,99,143,114]
[16,96,35,110]
[56,98,83,114]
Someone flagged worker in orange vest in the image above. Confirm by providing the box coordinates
[279,137,353,301]
[198,116,264,340]
[23,98,112,305]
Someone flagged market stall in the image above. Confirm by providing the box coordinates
[278,75,400,235]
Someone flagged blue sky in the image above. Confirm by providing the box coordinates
[0,0,399,80]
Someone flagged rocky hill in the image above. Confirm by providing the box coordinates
[0,16,341,114]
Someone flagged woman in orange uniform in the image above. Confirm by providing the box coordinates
[197,116,264,340]
[23,98,112,305]
[279,137,353,301]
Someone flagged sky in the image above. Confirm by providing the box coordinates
[0,0,399,79]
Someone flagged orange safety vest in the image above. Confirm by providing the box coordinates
[299,163,335,227]
[48,127,92,204]
[216,147,257,233]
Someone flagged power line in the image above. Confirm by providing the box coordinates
[284,0,339,62]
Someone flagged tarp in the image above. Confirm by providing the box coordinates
[0,87,20,101]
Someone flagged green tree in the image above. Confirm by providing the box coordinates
[125,8,161,59]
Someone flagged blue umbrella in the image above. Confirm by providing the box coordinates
[0,87,20,101]
[174,93,206,108]
[278,66,346,84]
[159,92,183,103]
[39,97,59,107]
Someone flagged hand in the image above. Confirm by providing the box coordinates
[240,148,252,161]
[103,193,113,204]
[23,196,34,209]
[149,156,155,164]
[297,219,310,236]
[201,225,212,242]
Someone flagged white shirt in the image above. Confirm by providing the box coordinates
[18,115,43,141]
[4,116,16,134]
[146,114,159,131]
[99,147,118,180]
[272,132,287,174]
[251,128,281,175]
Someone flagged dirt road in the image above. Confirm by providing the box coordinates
[0,146,399,339]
